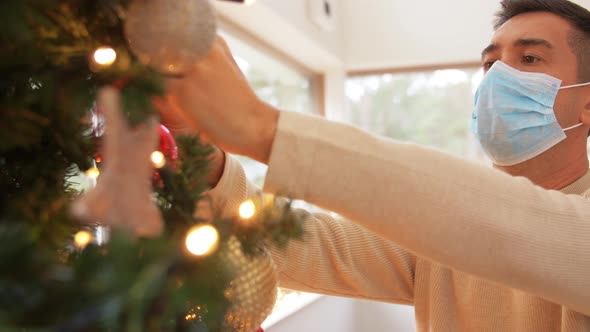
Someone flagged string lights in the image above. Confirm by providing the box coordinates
[185,224,219,256]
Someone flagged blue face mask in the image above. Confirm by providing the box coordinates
[470,61,589,166]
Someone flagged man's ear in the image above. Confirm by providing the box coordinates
[580,93,590,126]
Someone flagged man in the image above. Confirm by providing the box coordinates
[156,0,590,330]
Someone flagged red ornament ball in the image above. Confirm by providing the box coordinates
[152,124,178,188]
[158,124,178,165]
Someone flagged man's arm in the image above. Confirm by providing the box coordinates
[205,154,417,304]
[264,110,590,316]
[163,37,590,314]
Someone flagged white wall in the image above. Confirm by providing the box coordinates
[265,296,416,332]
[352,300,416,332]
[266,297,355,332]
[342,0,590,72]
[213,0,344,73]
[342,0,498,71]
[213,0,347,117]
[257,0,343,60]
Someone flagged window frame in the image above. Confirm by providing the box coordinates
[218,17,325,117]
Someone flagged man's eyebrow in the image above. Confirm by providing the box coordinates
[513,38,554,49]
[480,38,554,60]
[481,43,499,60]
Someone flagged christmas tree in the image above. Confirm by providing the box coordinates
[0,1,303,331]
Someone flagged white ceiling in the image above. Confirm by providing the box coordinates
[342,0,590,71]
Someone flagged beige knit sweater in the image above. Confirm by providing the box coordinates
[207,111,590,331]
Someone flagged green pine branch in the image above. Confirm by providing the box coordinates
[0,0,305,330]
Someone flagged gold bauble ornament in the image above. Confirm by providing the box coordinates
[222,237,277,332]
[124,0,217,74]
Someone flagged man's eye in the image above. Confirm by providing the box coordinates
[523,55,540,64]
[483,61,495,70]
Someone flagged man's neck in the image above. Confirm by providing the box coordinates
[494,150,589,190]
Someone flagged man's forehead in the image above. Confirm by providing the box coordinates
[490,12,572,45]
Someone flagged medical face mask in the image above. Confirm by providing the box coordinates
[470,61,589,166]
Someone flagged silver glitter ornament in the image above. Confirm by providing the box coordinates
[124,0,217,75]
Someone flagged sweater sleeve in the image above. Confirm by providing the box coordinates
[264,111,590,316]
[206,154,416,305]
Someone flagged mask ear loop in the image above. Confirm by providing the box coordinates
[559,82,590,131]
[563,122,584,131]
[560,82,590,89]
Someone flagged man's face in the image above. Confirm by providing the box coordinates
[481,12,583,130]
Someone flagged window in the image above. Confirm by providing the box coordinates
[345,68,487,162]
[219,29,319,187]
[347,67,590,161]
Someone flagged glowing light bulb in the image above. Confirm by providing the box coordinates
[150,151,166,168]
[93,47,117,66]
[85,167,100,179]
[239,199,256,219]
[74,230,93,249]
[244,0,256,5]
[185,225,219,256]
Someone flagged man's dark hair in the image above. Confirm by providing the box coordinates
[494,0,590,82]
